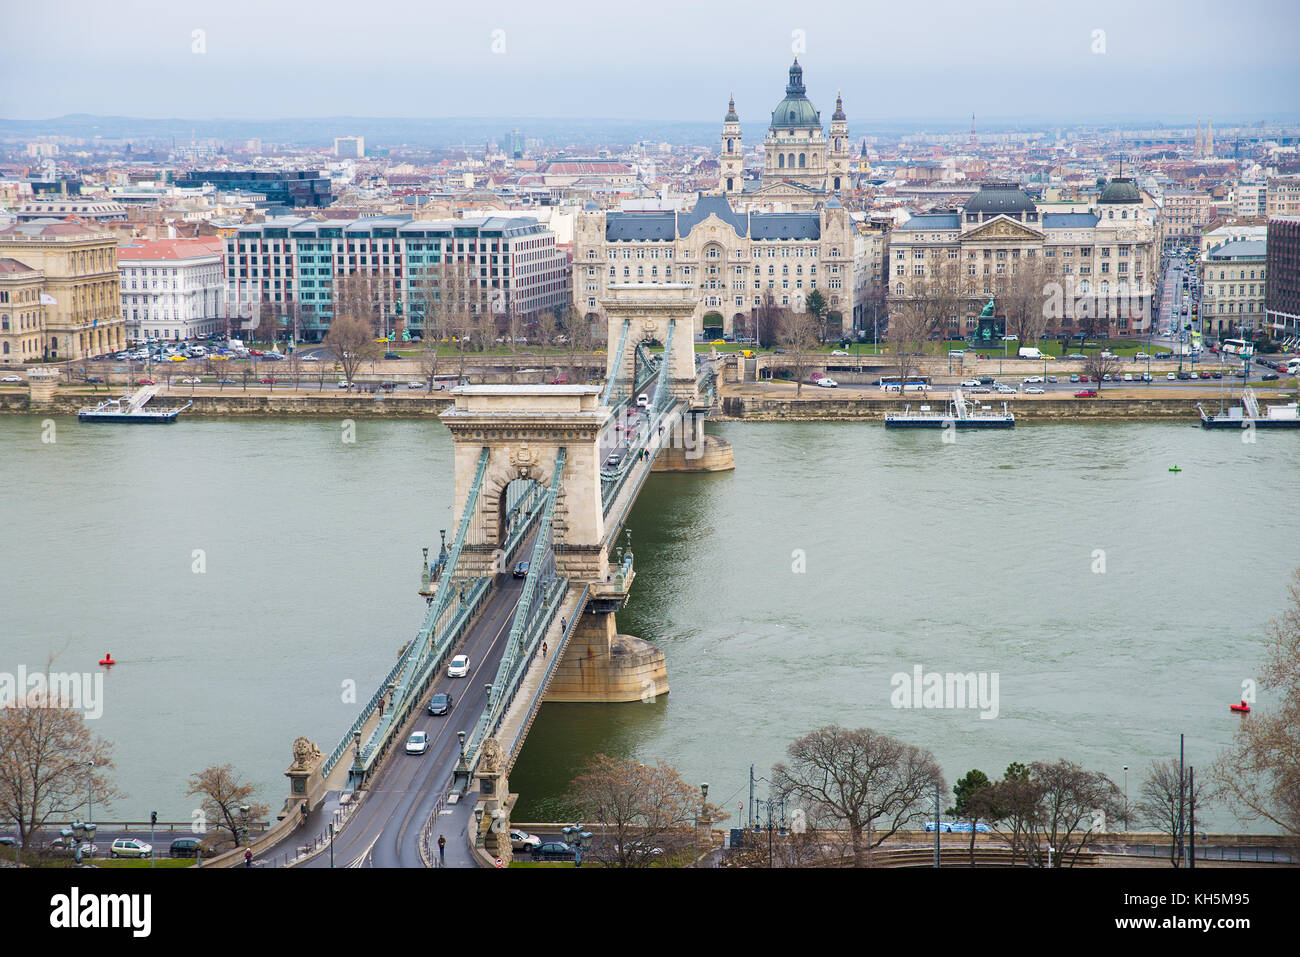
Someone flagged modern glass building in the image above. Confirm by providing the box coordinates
[176,170,332,208]
[225,214,569,341]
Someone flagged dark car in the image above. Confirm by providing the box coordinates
[85,376,105,383]
[531,841,576,861]
[427,692,453,716]
[513,561,530,579]
[1176,371,1192,380]
[383,352,402,360]
[217,377,237,385]
[1211,371,1222,379]
[169,838,203,858]
[1262,372,1279,381]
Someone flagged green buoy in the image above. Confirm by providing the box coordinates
[1169,465,1182,473]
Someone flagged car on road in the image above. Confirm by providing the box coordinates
[136,378,155,385]
[831,349,849,356]
[970,386,992,394]
[513,561,529,578]
[1211,371,1222,379]
[408,381,423,389]
[428,692,453,716]
[169,838,203,858]
[260,377,278,384]
[110,838,153,859]
[530,841,576,862]
[1262,372,1280,380]
[960,379,981,388]
[1167,372,1177,380]
[1069,374,1080,383]
[302,354,320,362]
[1066,353,1087,360]
[994,384,1016,394]
[604,450,626,468]
[1074,390,1099,398]
[1046,376,1057,383]
[217,377,237,385]
[1025,387,1046,394]
[814,376,838,388]
[550,375,570,385]
[180,377,202,384]
[1023,376,1043,384]
[405,731,428,755]
[510,828,542,851]
[1176,371,1192,380]
[1,374,25,383]
[1135,352,1152,360]
[383,352,401,360]
[447,655,470,678]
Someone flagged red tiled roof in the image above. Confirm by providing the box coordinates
[0,258,40,275]
[116,237,224,261]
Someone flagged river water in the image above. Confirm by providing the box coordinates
[2,414,1296,831]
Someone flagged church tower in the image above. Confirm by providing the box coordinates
[828,90,850,195]
[720,93,743,197]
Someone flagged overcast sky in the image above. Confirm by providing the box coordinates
[3,0,1298,123]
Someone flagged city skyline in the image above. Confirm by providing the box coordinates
[3,0,1299,123]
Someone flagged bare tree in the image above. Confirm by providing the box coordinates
[0,676,121,850]
[1000,255,1051,346]
[1210,569,1300,849]
[1138,758,1205,867]
[1083,351,1121,389]
[186,764,269,850]
[985,759,1119,867]
[325,273,383,387]
[772,725,944,867]
[534,309,559,382]
[567,753,727,868]
[777,308,822,396]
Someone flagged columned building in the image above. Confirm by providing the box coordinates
[0,218,124,359]
[0,259,46,364]
[888,179,1161,338]
[1199,240,1266,338]
[720,59,851,209]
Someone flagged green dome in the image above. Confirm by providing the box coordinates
[770,59,821,130]
[1099,177,1141,203]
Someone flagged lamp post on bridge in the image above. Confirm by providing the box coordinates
[562,823,592,867]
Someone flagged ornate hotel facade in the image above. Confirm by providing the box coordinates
[573,60,858,334]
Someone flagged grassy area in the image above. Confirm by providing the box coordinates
[92,857,193,869]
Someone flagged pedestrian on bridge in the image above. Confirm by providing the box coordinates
[244,849,252,868]
[542,641,548,659]
[438,834,446,864]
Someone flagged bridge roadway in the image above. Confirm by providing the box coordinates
[261,376,683,867]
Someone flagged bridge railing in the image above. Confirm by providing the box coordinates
[464,448,568,773]
[322,447,491,781]
[599,319,631,408]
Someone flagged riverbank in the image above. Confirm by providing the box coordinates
[716,383,1298,422]
[0,388,455,417]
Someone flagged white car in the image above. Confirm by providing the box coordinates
[960,379,981,388]
[180,377,202,384]
[1023,376,1044,384]
[994,384,1016,394]
[1135,352,1152,360]
[815,376,838,388]
[510,828,542,851]
[109,838,152,859]
[447,654,470,678]
[831,349,849,356]
[1167,372,1177,380]
[1,374,23,383]
[1025,387,1046,394]
[302,354,320,362]
[405,731,428,755]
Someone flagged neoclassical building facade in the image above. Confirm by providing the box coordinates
[887,179,1162,337]
[720,58,851,209]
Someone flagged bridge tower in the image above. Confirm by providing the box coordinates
[441,385,610,581]
[602,283,701,406]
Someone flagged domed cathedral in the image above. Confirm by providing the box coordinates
[719,59,851,209]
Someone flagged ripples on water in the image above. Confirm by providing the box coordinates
[2,416,1297,830]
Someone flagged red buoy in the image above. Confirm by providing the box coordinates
[99,653,115,667]
[1229,699,1250,713]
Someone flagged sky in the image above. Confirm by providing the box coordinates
[3,0,1298,124]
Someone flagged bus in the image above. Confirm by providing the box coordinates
[879,376,932,392]
[1220,339,1255,357]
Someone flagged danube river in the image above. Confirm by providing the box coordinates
[3,414,1297,830]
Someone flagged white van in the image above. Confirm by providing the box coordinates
[1017,347,1044,360]
[636,393,649,408]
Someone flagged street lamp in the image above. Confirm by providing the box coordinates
[86,761,94,826]
[562,823,592,867]
[1123,765,1129,832]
